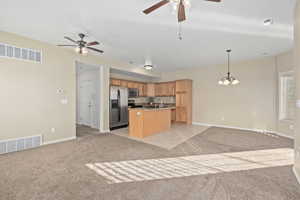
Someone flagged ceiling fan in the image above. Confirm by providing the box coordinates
[57,33,104,54]
[143,0,221,22]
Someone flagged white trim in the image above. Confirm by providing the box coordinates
[268,131,294,139]
[293,166,300,184]
[42,136,76,146]
[100,129,111,133]
[192,122,294,139]
[192,122,262,132]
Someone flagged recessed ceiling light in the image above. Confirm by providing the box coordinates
[144,65,153,70]
[263,18,273,26]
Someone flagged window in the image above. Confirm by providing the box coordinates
[279,71,296,121]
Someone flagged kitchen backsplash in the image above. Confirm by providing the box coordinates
[129,97,176,104]
[154,97,176,104]
[130,97,149,104]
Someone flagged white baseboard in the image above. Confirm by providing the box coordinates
[100,129,110,133]
[43,136,77,146]
[192,122,294,139]
[293,166,300,184]
[268,131,294,140]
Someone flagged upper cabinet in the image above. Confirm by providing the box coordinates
[127,81,138,89]
[110,78,176,97]
[146,83,155,97]
[155,82,176,97]
[110,79,121,86]
[120,80,128,88]
[137,83,147,97]
[176,80,190,93]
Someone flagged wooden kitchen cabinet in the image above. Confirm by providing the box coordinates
[176,80,190,93]
[109,77,192,124]
[137,83,147,96]
[110,79,121,86]
[146,83,155,97]
[175,80,192,124]
[120,80,128,87]
[171,109,176,122]
[161,83,169,96]
[155,83,162,96]
[168,82,176,96]
[127,81,139,89]
[176,107,187,122]
[154,82,176,96]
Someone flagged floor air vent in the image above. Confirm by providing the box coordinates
[0,135,42,155]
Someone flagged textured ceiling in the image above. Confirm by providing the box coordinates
[0,0,296,72]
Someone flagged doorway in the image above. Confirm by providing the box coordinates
[76,62,100,136]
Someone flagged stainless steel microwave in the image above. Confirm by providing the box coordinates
[128,88,139,98]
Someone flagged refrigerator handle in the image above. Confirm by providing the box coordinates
[117,89,121,122]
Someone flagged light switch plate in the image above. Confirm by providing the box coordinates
[61,99,68,105]
[297,100,300,108]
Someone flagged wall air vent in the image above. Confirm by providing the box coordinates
[0,43,42,63]
[0,135,42,155]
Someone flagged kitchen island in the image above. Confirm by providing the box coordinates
[128,107,173,138]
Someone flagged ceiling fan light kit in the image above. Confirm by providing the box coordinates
[57,33,104,55]
[218,49,240,86]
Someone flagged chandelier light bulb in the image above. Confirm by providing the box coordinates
[232,79,239,85]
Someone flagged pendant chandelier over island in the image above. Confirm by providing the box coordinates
[218,49,240,86]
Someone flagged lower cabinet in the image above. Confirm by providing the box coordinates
[176,107,187,122]
[171,109,176,123]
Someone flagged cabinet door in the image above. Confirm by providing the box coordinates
[176,93,187,107]
[171,109,176,122]
[110,79,121,86]
[162,83,168,96]
[176,107,187,122]
[147,83,155,97]
[170,82,176,96]
[138,83,144,96]
[155,83,162,96]
[159,83,164,96]
[176,80,187,93]
[127,81,137,89]
[142,84,147,96]
[120,80,128,87]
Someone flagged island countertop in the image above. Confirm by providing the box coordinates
[128,107,176,111]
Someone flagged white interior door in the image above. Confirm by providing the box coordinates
[79,80,96,127]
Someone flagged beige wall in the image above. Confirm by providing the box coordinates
[110,72,156,83]
[294,0,300,177]
[161,56,293,134]
[0,31,158,143]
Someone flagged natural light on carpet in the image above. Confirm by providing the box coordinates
[86,148,294,184]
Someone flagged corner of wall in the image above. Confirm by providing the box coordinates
[293,166,300,184]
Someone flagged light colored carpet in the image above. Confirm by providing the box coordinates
[111,124,209,150]
[0,127,298,200]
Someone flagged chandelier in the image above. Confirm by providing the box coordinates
[218,49,240,86]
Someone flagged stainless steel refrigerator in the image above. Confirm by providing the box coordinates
[110,86,129,129]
